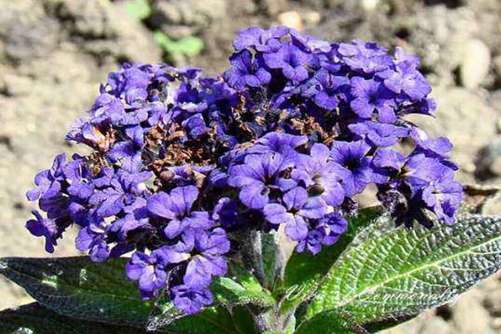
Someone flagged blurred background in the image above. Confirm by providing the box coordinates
[0,0,500,333]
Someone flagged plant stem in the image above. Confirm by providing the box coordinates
[238,227,297,333]
[250,306,295,333]
[240,229,267,286]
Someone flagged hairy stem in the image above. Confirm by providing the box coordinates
[239,229,267,287]
[275,225,297,281]
[250,306,295,333]
[238,227,297,333]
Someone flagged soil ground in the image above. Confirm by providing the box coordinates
[0,1,500,332]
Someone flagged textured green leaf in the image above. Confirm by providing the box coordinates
[215,263,275,307]
[304,214,501,327]
[0,303,250,334]
[212,276,274,307]
[0,256,151,328]
[166,307,249,334]
[279,207,382,313]
[295,310,367,334]
[229,305,259,334]
[0,256,272,333]
[147,263,273,331]
[0,303,146,334]
[145,301,259,334]
[146,296,185,331]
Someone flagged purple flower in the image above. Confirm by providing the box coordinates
[379,62,431,101]
[173,82,208,115]
[76,221,110,262]
[308,69,350,110]
[26,154,67,202]
[393,47,420,68]
[263,44,312,82]
[161,164,214,188]
[349,121,410,147]
[292,143,346,206]
[212,197,239,227]
[289,29,332,53]
[225,50,271,90]
[147,186,212,238]
[264,187,327,241]
[171,285,213,315]
[422,176,463,225]
[297,212,347,254]
[157,228,230,290]
[404,154,454,189]
[25,211,60,253]
[247,132,307,160]
[330,140,373,196]
[126,250,169,300]
[66,120,111,151]
[89,93,125,125]
[107,64,152,100]
[316,212,348,246]
[401,97,437,116]
[64,159,95,201]
[372,148,407,172]
[182,113,209,138]
[233,26,287,52]
[296,230,323,254]
[411,128,455,161]
[90,171,151,218]
[233,27,265,51]
[183,228,230,288]
[110,202,151,241]
[350,77,396,122]
[107,132,144,172]
[23,26,463,316]
[228,152,295,209]
[337,40,392,74]
[376,146,462,227]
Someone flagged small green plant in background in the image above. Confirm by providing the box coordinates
[125,0,204,60]
[125,0,151,21]
[153,31,205,58]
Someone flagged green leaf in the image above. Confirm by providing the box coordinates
[0,256,274,333]
[0,303,146,334]
[294,310,367,334]
[146,296,184,331]
[148,301,260,334]
[303,214,501,328]
[229,305,259,334]
[279,207,382,313]
[215,263,275,307]
[174,36,205,57]
[126,0,151,20]
[154,31,204,57]
[0,303,251,334]
[166,307,250,334]
[147,263,273,331]
[0,256,150,328]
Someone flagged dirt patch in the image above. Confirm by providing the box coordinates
[0,0,500,332]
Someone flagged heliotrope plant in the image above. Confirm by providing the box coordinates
[1,26,500,334]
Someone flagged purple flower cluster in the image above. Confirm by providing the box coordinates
[25,26,463,314]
